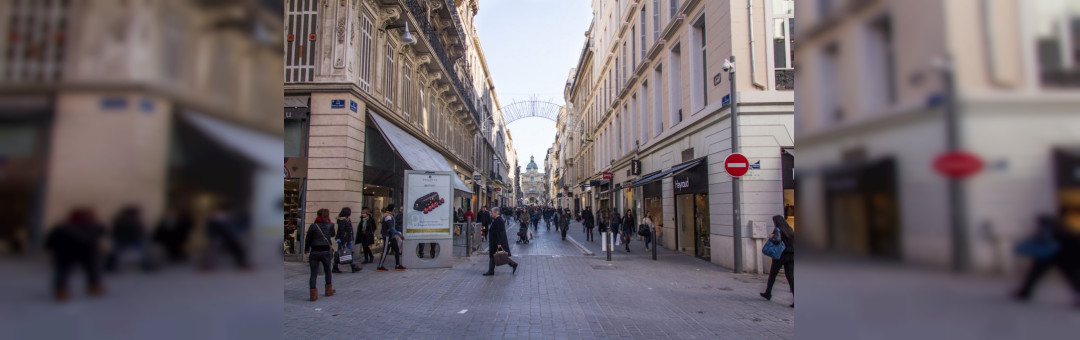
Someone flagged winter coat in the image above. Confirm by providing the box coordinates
[304,222,335,252]
[336,217,354,242]
[488,216,511,256]
[356,215,376,245]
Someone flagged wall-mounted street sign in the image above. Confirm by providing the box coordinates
[331,99,346,109]
[350,100,358,113]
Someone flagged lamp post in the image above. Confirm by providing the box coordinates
[725,56,744,274]
[936,55,969,273]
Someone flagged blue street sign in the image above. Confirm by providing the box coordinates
[101,97,128,110]
[350,100,358,113]
[140,98,154,113]
[722,94,731,107]
[750,160,761,170]
[331,99,346,109]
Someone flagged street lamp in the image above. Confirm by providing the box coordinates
[384,21,416,45]
[725,56,744,274]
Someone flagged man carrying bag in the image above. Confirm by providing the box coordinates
[483,208,517,276]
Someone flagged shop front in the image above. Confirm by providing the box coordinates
[1056,147,1080,232]
[284,97,309,256]
[782,148,795,228]
[672,160,710,260]
[0,95,53,254]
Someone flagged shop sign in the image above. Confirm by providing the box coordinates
[631,160,642,175]
[602,172,613,180]
[673,163,708,195]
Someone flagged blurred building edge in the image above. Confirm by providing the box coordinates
[795,0,1080,274]
[0,0,284,255]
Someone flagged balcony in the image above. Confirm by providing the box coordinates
[404,0,480,124]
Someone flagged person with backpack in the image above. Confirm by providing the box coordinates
[376,205,406,272]
[304,208,336,301]
[760,215,795,308]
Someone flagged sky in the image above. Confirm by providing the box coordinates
[475,0,593,173]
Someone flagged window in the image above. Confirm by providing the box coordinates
[403,65,412,119]
[638,86,647,144]
[359,12,374,91]
[384,42,396,107]
[1035,1,1080,87]
[670,0,680,19]
[669,44,683,126]
[653,0,661,41]
[691,16,707,110]
[820,43,843,124]
[285,0,318,83]
[622,43,628,86]
[632,26,637,67]
[863,15,895,109]
[773,0,795,90]
[641,6,648,60]
[653,65,663,137]
[630,94,638,148]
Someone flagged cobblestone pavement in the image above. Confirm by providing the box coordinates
[285,218,795,339]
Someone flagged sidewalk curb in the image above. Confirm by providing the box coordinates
[567,236,594,256]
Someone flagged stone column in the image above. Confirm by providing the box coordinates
[304,93,367,224]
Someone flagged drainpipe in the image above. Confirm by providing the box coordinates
[981,0,1012,88]
[748,0,767,90]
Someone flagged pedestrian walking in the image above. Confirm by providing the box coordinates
[761,215,795,308]
[479,206,492,241]
[609,209,621,247]
[483,208,518,276]
[152,206,193,264]
[201,203,252,271]
[622,209,635,252]
[105,206,150,272]
[376,205,407,272]
[465,208,475,224]
[1013,215,1080,308]
[640,212,655,251]
[334,207,361,273]
[356,207,376,263]
[45,208,107,302]
[562,209,571,240]
[305,208,336,301]
[595,208,606,242]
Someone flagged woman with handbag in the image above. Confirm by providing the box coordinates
[761,215,795,308]
[483,208,517,276]
[640,212,655,251]
[333,208,360,273]
[356,207,377,264]
[1012,215,1080,307]
[304,208,336,301]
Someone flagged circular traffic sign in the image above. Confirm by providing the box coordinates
[934,151,983,178]
[725,153,750,177]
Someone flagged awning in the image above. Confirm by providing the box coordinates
[627,157,706,189]
[368,111,473,194]
[181,111,282,170]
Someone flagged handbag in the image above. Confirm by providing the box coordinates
[338,251,353,263]
[493,245,510,266]
[638,223,650,236]
[1015,237,1060,260]
[761,227,786,260]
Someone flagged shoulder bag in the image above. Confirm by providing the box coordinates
[761,227,786,260]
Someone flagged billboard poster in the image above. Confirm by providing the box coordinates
[403,170,453,239]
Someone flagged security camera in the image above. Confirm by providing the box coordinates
[722,60,735,72]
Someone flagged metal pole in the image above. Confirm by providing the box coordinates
[730,56,744,274]
[942,57,969,273]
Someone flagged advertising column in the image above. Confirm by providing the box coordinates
[402,170,454,268]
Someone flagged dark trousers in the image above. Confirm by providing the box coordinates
[765,253,794,295]
[308,251,332,289]
[1016,254,1080,298]
[644,233,652,249]
[54,256,102,290]
[561,226,568,240]
[586,227,594,241]
[487,251,517,273]
[359,241,374,262]
[378,236,401,268]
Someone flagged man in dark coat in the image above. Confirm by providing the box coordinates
[46,208,107,301]
[483,208,517,276]
[582,208,595,242]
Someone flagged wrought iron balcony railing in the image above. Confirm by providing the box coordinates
[404,0,480,125]
[775,69,795,90]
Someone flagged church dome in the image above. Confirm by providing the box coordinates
[526,156,538,170]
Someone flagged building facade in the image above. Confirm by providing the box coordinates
[796,0,1080,273]
[558,0,795,272]
[0,0,284,254]
[521,156,544,205]
[282,0,512,258]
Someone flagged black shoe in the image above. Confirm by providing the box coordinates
[332,268,342,273]
[511,263,518,275]
[351,267,361,273]
[482,272,494,276]
[376,266,389,272]
[760,292,772,300]
[394,265,407,271]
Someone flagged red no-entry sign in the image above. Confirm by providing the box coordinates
[934,151,983,178]
[725,153,750,177]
